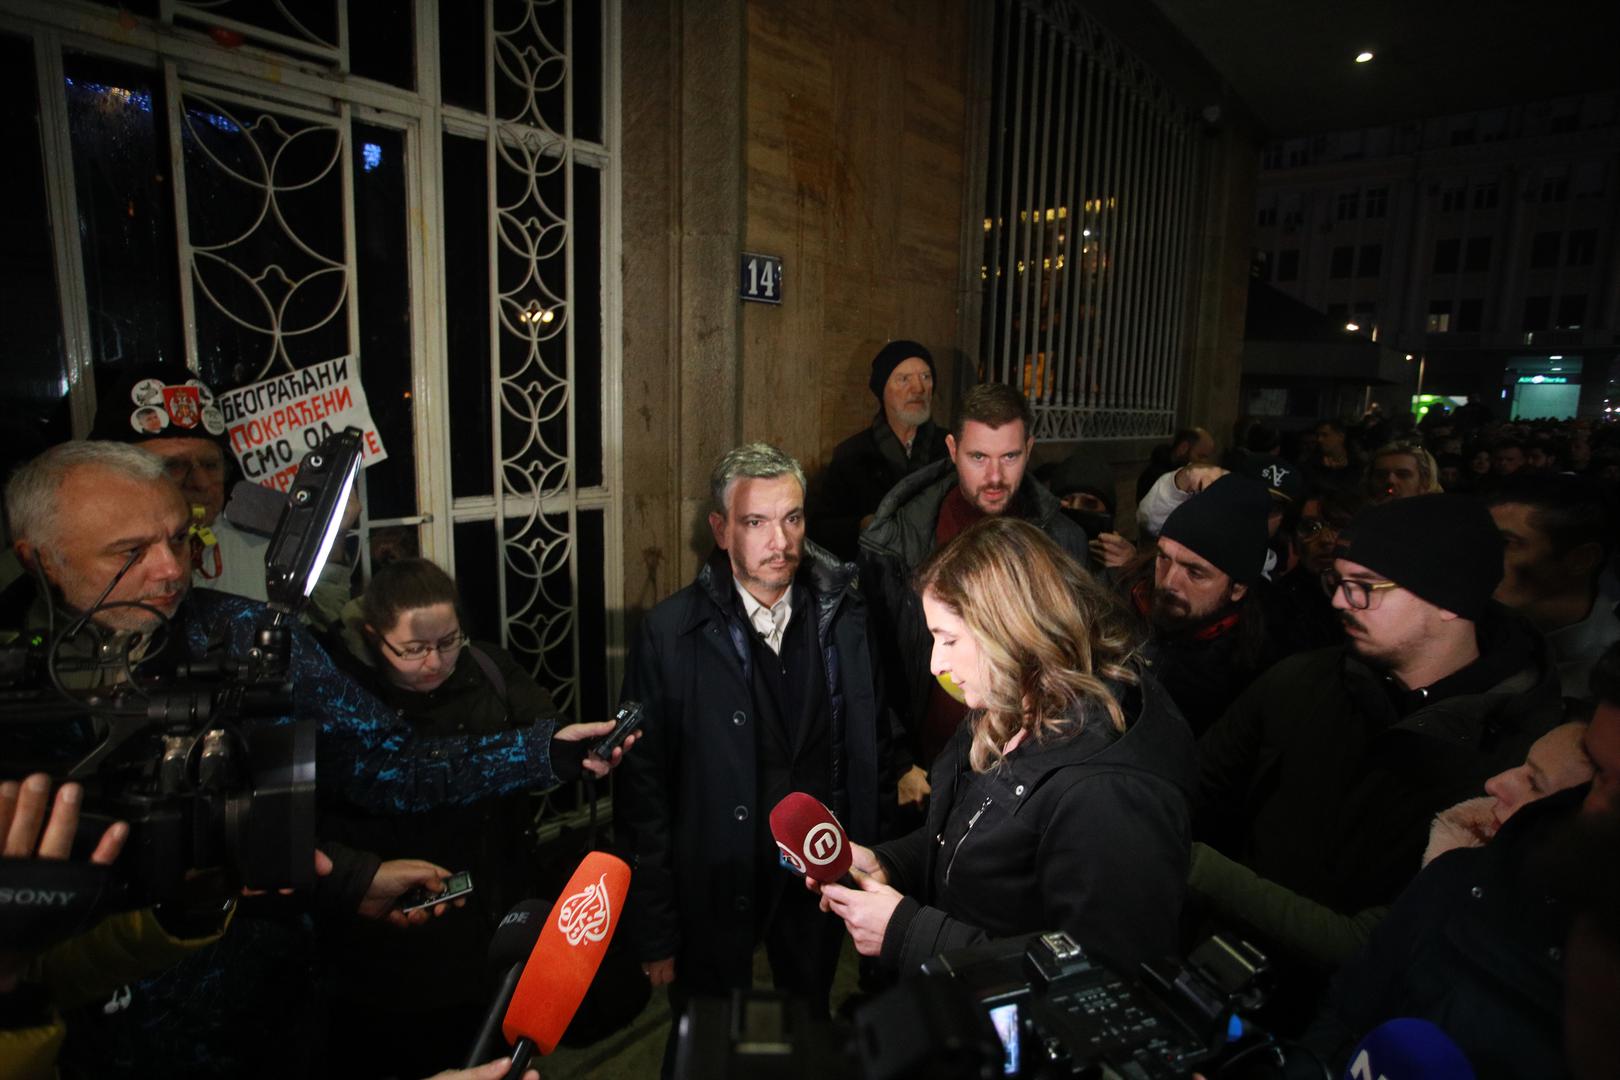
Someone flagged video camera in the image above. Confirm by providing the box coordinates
[676,930,1276,1080]
[0,428,363,942]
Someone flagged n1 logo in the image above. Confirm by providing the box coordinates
[740,253,783,304]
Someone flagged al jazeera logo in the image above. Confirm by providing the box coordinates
[557,873,613,946]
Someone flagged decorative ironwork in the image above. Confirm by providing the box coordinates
[177,89,350,387]
[494,0,569,136]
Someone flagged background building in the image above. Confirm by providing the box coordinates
[1251,92,1620,423]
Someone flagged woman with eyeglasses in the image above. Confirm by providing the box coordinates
[316,557,631,1076]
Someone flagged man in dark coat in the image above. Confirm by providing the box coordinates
[616,444,887,1030]
[1194,494,1562,997]
[807,340,949,560]
[859,384,1088,815]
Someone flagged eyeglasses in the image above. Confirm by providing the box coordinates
[1295,518,1334,539]
[378,631,468,661]
[1320,572,1400,610]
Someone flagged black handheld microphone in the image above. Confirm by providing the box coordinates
[462,899,550,1069]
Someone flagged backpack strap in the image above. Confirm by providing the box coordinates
[466,644,508,704]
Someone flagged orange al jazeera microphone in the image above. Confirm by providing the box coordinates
[769,792,857,887]
[498,851,631,1078]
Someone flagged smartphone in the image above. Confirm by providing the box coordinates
[398,870,474,913]
[591,701,644,760]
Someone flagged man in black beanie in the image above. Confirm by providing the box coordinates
[806,340,949,560]
[1119,475,1281,737]
[1192,493,1563,1003]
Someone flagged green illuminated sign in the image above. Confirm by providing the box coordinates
[1517,375,1568,384]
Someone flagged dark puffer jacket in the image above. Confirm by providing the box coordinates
[1196,604,1563,915]
[858,458,1090,773]
[875,672,1195,975]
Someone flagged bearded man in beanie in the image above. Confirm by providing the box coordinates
[806,341,950,560]
[1117,475,1281,737]
[1192,493,1562,988]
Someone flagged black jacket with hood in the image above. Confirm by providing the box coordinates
[858,458,1090,773]
[807,413,950,561]
[874,671,1195,976]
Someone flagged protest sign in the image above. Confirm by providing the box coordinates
[218,357,388,491]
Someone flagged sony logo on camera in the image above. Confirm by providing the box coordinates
[0,886,78,907]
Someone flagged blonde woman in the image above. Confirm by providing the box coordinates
[812,517,1195,973]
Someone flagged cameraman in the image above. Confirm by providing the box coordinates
[0,773,231,1080]
[811,518,1194,977]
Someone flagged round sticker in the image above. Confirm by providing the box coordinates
[201,405,225,436]
[186,378,215,404]
[131,406,170,435]
[131,378,165,407]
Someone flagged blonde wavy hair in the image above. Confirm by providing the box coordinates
[914,517,1145,773]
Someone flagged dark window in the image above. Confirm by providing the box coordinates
[1567,229,1597,266]
[1439,185,1466,212]
[1257,203,1277,227]
[0,34,72,461]
[1456,298,1483,333]
[349,0,414,89]
[1522,296,1551,332]
[1358,244,1382,278]
[1531,232,1562,268]
[1433,237,1460,273]
[1364,187,1388,218]
[1464,236,1492,273]
[439,4,485,110]
[1330,246,1354,278]
[1326,303,1349,322]
[1557,294,1587,329]
[1262,145,1283,169]
[443,132,493,498]
[1574,161,1605,198]
[1254,252,1273,281]
[1427,300,1452,334]
[1336,191,1359,221]
[1276,249,1300,281]
[1541,171,1569,202]
[1472,182,1499,210]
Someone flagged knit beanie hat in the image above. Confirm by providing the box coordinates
[89,363,228,447]
[869,340,935,399]
[1333,494,1503,620]
[1159,474,1272,584]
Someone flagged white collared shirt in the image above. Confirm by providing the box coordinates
[734,579,792,655]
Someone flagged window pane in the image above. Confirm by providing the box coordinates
[574,163,603,488]
[576,507,606,725]
[574,0,603,142]
[349,0,415,90]
[443,133,494,497]
[352,121,416,517]
[63,53,185,381]
[454,518,500,641]
[1,34,72,467]
[439,1,484,111]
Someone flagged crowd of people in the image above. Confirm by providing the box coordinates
[3,345,1619,1080]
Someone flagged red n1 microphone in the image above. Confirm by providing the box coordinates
[769,792,854,885]
[500,851,631,1061]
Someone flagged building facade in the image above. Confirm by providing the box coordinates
[1253,92,1620,420]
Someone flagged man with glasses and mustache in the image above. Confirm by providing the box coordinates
[1193,494,1561,1006]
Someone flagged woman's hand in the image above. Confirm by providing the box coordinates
[848,843,888,885]
[554,720,641,779]
[897,765,931,809]
[809,867,902,957]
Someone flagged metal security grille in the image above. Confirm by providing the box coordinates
[979,0,1200,441]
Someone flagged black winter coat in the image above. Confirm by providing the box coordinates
[615,543,888,989]
[807,413,950,560]
[859,458,1091,772]
[875,673,1195,975]
[1300,786,1582,1080]
[1196,605,1563,915]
